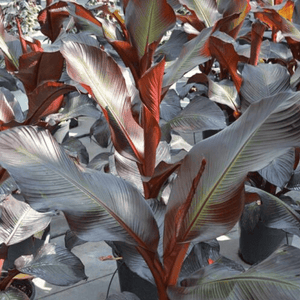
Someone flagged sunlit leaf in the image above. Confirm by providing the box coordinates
[125,0,176,58]
[0,195,52,246]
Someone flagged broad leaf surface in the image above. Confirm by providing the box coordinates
[14,243,87,286]
[168,245,300,300]
[208,78,240,111]
[164,91,300,257]
[0,88,25,125]
[0,126,159,250]
[162,96,226,136]
[163,27,212,89]
[60,41,144,163]
[179,0,220,28]
[245,185,300,236]
[241,63,290,111]
[0,195,52,246]
[258,148,295,188]
[125,0,176,58]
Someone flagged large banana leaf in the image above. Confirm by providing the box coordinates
[0,195,52,246]
[60,41,144,163]
[125,0,176,58]
[168,245,300,300]
[163,90,300,257]
[0,126,159,251]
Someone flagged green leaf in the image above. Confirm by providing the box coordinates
[125,0,176,58]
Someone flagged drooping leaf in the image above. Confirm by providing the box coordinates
[14,243,87,286]
[162,96,226,137]
[245,185,300,236]
[0,126,159,251]
[62,136,89,164]
[164,91,300,259]
[87,152,111,172]
[125,0,176,58]
[240,63,290,111]
[60,41,144,163]
[207,78,240,111]
[168,245,300,300]
[65,230,87,251]
[258,148,295,188]
[163,27,212,89]
[0,195,52,246]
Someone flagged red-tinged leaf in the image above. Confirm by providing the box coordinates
[38,1,70,42]
[278,0,294,21]
[125,0,176,58]
[255,8,300,41]
[209,32,243,92]
[26,82,76,124]
[60,41,144,163]
[164,91,300,263]
[218,0,251,38]
[67,2,104,38]
[179,0,220,28]
[15,18,27,54]
[176,10,206,32]
[15,51,64,94]
[138,58,165,176]
[250,20,266,66]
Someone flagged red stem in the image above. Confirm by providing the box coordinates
[137,247,169,300]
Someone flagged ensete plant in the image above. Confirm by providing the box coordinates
[2,0,300,299]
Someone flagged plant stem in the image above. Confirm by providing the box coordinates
[137,247,169,300]
[0,269,20,290]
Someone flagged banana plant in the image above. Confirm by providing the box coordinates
[2,0,300,299]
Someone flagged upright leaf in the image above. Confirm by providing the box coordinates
[164,91,300,259]
[60,41,144,163]
[125,0,176,58]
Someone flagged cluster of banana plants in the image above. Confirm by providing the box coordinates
[2,0,300,299]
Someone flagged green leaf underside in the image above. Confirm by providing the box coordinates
[164,91,300,257]
[0,126,159,252]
